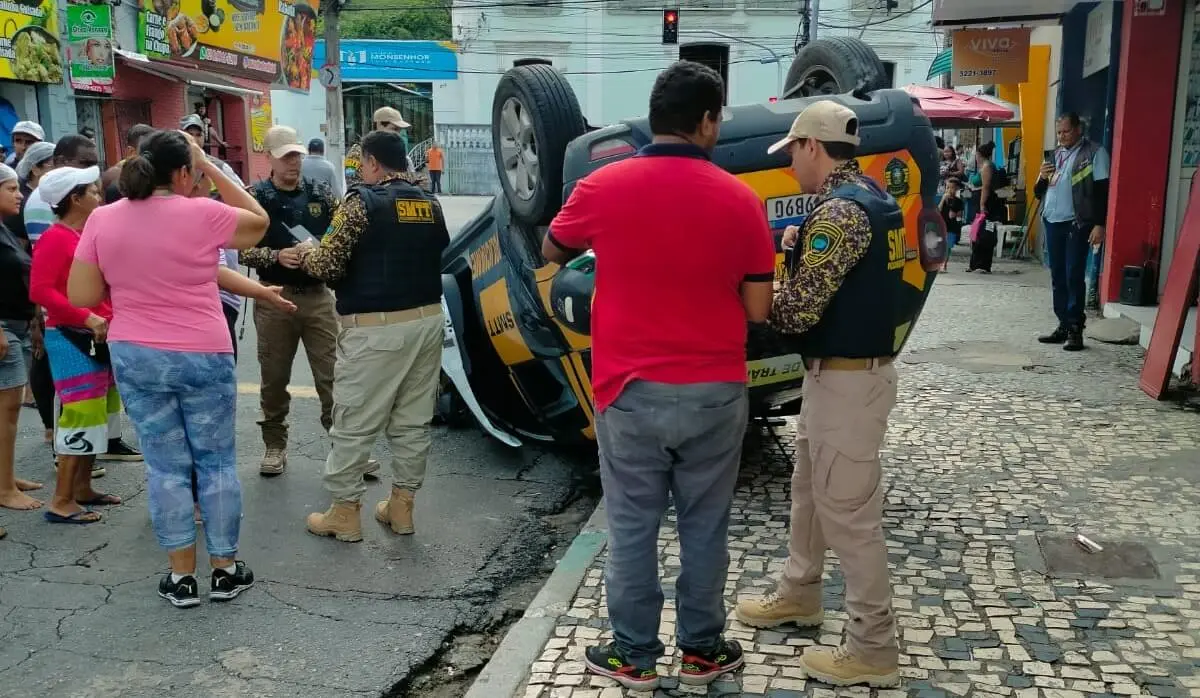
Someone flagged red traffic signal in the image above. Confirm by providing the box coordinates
[662,9,679,44]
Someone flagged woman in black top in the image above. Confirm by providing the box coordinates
[968,142,1006,273]
[0,162,44,520]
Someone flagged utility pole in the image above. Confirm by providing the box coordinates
[324,0,346,193]
[810,0,818,40]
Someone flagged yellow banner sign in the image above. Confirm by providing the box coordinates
[139,0,318,89]
[0,0,64,84]
[951,27,1031,86]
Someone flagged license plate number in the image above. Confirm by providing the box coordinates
[766,194,819,229]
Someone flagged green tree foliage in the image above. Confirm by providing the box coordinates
[320,1,452,41]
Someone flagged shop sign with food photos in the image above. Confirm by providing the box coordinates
[0,0,64,84]
[67,4,114,93]
[137,0,319,89]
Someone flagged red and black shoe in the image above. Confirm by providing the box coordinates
[584,642,659,691]
[679,638,745,685]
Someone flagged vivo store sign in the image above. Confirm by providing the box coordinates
[951,27,1031,86]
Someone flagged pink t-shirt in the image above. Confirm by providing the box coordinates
[75,195,238,354]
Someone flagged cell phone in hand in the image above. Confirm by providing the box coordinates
[1043,149,1055,164]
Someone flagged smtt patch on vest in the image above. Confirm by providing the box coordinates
[802,221,845,268]
[308,202,323,218]
[395,199,435,223]
[884,158,910,197]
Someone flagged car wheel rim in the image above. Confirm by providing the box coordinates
[795,65,840,97]
[499,97,539,202]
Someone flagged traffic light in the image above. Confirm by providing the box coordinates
[662,9,678,44]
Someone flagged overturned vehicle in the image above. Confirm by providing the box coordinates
[437,38,946,447]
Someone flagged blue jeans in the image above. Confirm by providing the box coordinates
[595,380,748,669]
[109,342,241,557]
[1044,219,1091,330]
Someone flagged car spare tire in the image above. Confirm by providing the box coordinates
[492,63,587,226]
[784,37,890,99]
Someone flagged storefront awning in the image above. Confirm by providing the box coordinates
[115,50,263,98]
[927,48,952,80]
[932,0,1081,27]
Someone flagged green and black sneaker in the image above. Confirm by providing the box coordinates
[679,638,745,685]
[584,642,659,690]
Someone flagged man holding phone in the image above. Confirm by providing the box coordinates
[241,126,341,476]
[1034,113,1110,352]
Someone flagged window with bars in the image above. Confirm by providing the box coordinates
[850,0,911,14]
[501,0,564,14]
[744,0,800,13]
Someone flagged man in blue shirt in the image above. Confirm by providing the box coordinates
[1034,113,1110,351]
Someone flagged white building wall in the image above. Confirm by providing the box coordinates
[1032,24,1063,154]
[450,0,941,127]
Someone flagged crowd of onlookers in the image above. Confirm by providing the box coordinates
[0,118,280,607]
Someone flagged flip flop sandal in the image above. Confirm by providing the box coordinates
[76,493,121,506]
[44,509,101,524]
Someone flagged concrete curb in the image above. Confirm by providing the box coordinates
[466,499,609,698]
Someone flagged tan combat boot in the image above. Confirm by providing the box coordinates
[306,500,363,542]
[734,590,825,628]
[374,487,415,535]
[260,448,287,476]
[798,645,900,688]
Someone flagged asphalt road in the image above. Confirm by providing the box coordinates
[0,196,599,698]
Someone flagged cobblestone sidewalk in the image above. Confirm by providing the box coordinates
[514,262,1200,698]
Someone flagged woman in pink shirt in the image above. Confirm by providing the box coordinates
[29,165,119,526]
[68,130,269,608]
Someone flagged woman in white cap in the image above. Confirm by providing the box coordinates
[28,165,114,525]
[0,162,46,523]
[7,121,45,168]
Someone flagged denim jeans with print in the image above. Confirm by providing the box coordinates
[109,342,241,557]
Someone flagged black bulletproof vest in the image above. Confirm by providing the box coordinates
[253,179,333,287]
[793,177,908,359]
[331,179,449,316]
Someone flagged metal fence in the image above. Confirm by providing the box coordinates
[436,123,502,196]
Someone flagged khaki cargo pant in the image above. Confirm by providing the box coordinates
[323,312,443,503]
[779,359,899,666]
[253,286,338,449]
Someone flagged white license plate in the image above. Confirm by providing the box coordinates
[765,194,820,229]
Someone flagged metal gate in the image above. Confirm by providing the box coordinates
[435,123,501,196]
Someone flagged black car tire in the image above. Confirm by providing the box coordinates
[492,63,587,226]
[434,376,473,429]
[784,37,890,99]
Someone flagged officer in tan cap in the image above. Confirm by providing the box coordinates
[735,100,904,688]
[344,107,430,192]
[240,125,342,476]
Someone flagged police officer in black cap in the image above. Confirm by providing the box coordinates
[298,129,449,543]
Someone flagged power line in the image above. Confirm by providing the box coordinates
[816,0,932,29]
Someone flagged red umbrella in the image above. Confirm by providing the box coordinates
[902,85,1017,125]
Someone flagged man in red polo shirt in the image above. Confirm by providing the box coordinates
[541,60,775,691]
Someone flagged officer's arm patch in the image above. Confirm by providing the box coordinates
[801,220,846,268]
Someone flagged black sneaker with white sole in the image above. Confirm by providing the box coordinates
[210,561,255,601]
[158,574,201,608]
[679,638,745,685]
